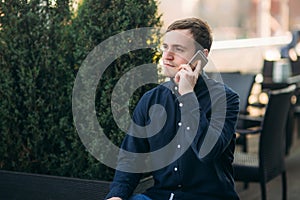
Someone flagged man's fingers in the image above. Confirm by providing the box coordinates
[180,64,193,72]
[174,71,181,83]
[194,60,202,74]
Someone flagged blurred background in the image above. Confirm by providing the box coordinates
[158,0,300,73]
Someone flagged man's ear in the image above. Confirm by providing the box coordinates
[203,49,209,57]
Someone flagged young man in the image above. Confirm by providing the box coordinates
[106,17,240,200]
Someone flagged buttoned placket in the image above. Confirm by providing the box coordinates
[172,83,189,190]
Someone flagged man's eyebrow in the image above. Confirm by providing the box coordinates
[162,43,188,49]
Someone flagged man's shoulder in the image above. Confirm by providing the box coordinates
[143,81,172,96]
[137,81,172,104]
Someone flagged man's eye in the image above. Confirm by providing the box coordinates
[174,47,184,53]
[160,45,168,52]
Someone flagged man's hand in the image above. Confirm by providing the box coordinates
[106,197,122,200]
[174,60,202,95]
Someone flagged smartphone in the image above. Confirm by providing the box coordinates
[187,50,208,70]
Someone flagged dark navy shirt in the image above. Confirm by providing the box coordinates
[106,73,240,200]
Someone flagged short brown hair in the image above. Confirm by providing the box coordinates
[166,17,213,52]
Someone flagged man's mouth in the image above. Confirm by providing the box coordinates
[163,62,176,68]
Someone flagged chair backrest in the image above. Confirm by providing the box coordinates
[259,85,295,182]
[206,72,256,114]
[262,60,274,82]
[0,170,152,200]
[0,170,111,200]
[290,57,300,76]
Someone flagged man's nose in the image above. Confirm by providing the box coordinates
[163,51,174,60]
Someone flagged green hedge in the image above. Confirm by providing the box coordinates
[0,0,161,181]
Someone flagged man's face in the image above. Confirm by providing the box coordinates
[161,29,196,78]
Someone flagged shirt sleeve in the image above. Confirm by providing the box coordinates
[105,95,150,200]
[105,170,142,200]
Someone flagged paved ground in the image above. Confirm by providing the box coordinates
[235,132,300,200]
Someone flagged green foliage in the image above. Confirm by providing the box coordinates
[0,0,161,181]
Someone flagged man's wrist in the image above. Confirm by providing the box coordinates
[179,89,193,95]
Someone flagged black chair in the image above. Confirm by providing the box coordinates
[206,72,256,116]
[285,88,299,155]
[290,56,300,76]
[289,57,300,143]
[233,84,296,200]
[206,72,259,151]
[262,60,274,83]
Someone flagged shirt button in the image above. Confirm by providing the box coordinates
[178,184,182,188]
[174,167,178,171]
[178,122,182,126]
[175,86,178,90]
[179,103,183,107]
[186,126,190,130]
[177,144,181,149]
